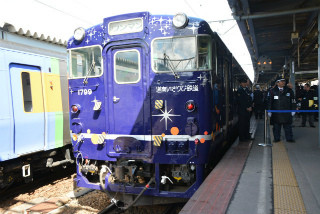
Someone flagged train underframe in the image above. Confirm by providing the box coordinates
[73,136,231,205]
[0,147,74,189]
[75,160,203,205]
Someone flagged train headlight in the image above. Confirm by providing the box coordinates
[173,13,188,29]
[71,104,81,113]
[74,27,86,42]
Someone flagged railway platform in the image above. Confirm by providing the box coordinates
[181,116,320,214]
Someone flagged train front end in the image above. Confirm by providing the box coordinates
[68,12,215,202]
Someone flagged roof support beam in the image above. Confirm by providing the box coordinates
[233,7,320,20]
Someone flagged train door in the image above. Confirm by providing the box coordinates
[9,64,45,155]
[214,52,225,132]
[106,43,150,155]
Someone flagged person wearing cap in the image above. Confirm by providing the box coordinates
[267,78,296,142]
[299,84,315,127]
[253,85,264,119]
[236,77,253,141]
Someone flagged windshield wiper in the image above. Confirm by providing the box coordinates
[163,53,180,79]
[83,51,95,85]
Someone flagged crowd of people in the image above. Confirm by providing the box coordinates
[236,77,318,143]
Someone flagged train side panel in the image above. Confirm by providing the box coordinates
[0,49,14,161]
[0,47,70,159]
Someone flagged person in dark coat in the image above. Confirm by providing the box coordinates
[253,85,264,119]
[236,77,253,141]
[267,78,296,142]
[310,85,318,121]
[299,84,315,127]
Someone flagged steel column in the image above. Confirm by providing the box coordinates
[318,12,320,148]
[290,60,296,93]
[259,110,272,147]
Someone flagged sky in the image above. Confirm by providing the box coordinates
[0,0,254,81]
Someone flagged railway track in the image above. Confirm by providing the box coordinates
[0,166,75,209]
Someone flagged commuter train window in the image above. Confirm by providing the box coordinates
[152,36,212,73]
[69,45,102,78]
[114,50,140,84]
[21,72,33,112]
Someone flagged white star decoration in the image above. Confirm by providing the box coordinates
[92,96,98,103]
[102,38,110,46]
[91,96,102,111]
[88,31,94,39]
[152,101,181,130]
[188,23,198,34]
[197,74,205,81]
[158,16,164,25]
[162,31,168,36]
[198,74,208,87]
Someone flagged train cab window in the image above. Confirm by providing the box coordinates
[198,36,212,70]
[114,50,140,84]
[69,46,102,78]
[152,36,212,73]
[21,72,33,112]
[152,37,196,72]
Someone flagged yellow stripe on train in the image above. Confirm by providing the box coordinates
[153,136,163,146]
[155,100,163,109]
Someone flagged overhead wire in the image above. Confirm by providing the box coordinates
[33,0,94,25]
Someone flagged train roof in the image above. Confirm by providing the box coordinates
[66,12,246,78]
[67,12,209,49]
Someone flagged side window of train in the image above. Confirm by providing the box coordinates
[69,46,102,78]
[224,60,229,86]
[114,50,140,84]
[21,72,33,112]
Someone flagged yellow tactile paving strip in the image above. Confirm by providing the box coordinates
[272,142,306,214]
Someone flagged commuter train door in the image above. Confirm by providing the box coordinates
[107,43,150,155]
[10,64,45,155]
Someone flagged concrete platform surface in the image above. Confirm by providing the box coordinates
[227,116,320,214]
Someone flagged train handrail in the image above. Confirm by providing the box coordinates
[267,110,319,112]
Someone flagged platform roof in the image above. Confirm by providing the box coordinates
[0,22,67,46]
[227,0,320,86]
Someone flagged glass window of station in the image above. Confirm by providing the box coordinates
[152,35,212,73]
[69,46,102,78]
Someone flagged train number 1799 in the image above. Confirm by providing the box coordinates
[78,89,93,95]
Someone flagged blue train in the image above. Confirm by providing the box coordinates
[68,12,248,206]
[0,24,73,189]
